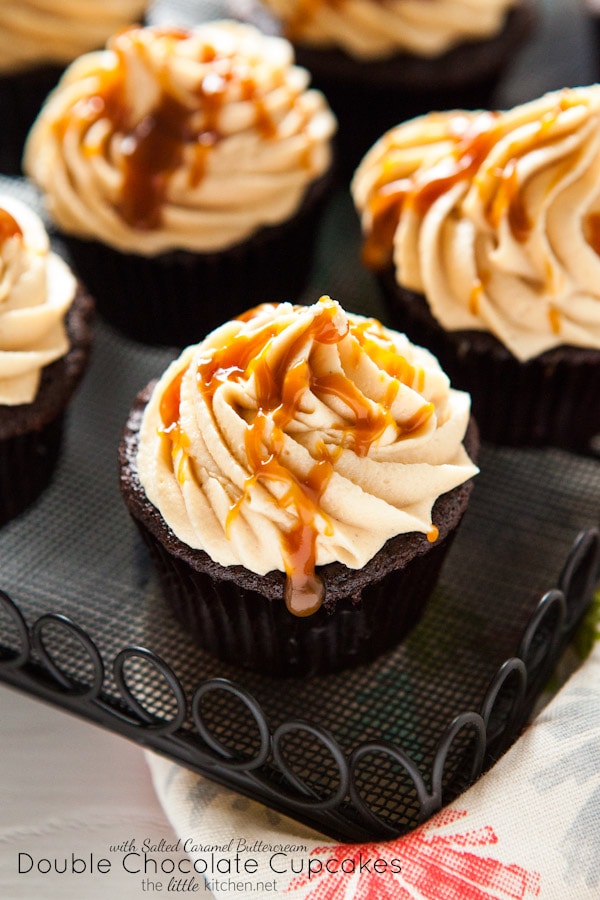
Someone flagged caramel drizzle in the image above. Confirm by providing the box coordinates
[363,112,500,270]
[61,27,283,231]
[230,404,334,617]
[349,316,425,390]
[469,280,483,316]
[584,210,600,256]
[548,304,561,336]
[158,368,190,483]
[0,208,23,247]
[159,299,436,616]
[363,93,584,272]
[427,524,439,543]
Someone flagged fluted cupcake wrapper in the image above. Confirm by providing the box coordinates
[133,516,455,677]
[379,272,600,452]
[0,65,64,175]
[0,415,64,527]
[60,170,333,348]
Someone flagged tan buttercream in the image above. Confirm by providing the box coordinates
[0,0,147,74]
[0,195,76,405]
[261,0,517,60]
[136,297,477,588]
[24,21,336,255]
[352,86,600,361]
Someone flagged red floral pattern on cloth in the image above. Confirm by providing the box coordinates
[286,809,541,900]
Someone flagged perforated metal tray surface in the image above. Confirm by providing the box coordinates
[1,0,600,844]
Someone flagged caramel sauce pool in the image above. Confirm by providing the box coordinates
[159,299,436,617]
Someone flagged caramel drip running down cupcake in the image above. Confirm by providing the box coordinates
[81,29,285,231]
[352,86,600,361]
[136,297,477,616]
[24,22,335,255]
[0,208,22,243]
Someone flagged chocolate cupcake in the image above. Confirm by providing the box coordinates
[119,296,478,676]
[0,0,147,174]
[0,194,94,526]
[248,0,536,176]
[24,21,337,347]
[352,87,600,452]
[584,2,600,82]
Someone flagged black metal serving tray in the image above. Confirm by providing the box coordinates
[1,0,600,845]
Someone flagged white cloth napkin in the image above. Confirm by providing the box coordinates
[0,686,192,899]
[146,599,600,900]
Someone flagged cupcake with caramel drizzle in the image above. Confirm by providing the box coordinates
[0,193,94,525]
[119,296,478,676]
[24,21,336,346]
[352,86,600,450]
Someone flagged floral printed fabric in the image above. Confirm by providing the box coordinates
[145,594,600,899]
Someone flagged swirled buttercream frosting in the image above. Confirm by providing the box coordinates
[0,195,77,406]
[136,296,477,616]
[260,0,518,60]
[352,86,600,361]
[0,0,147,74]
[24,21,336,255]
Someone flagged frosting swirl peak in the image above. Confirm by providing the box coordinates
[136,297,477,615]
[24,21,336,255]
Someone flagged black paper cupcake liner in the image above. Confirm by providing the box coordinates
[60,169,333,348]
[134,518,457,677]
[0,416,64,527]
[379,270,600,452]
[0,64,64,175]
